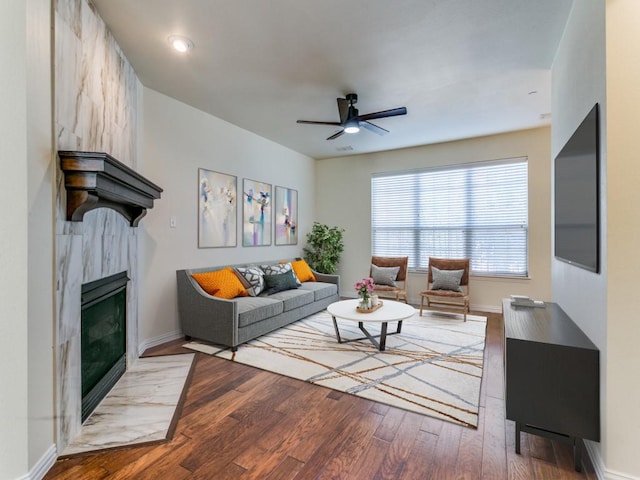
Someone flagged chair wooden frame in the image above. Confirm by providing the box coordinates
[419,258,470,321]
[370,256,409,303]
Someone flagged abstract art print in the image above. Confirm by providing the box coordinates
[275,186,298,245]
[242,179,272,246]
[198,169,237,248]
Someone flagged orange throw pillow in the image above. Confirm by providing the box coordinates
[290,259,316,283]
[191,267,248,299]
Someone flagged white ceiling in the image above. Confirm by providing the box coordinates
[91,0,573,160]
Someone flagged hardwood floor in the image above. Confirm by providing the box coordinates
[44,311,598,479]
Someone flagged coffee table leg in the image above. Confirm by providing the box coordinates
[396,320,403,334]
[331,315,343,344]
[379,322,389,351]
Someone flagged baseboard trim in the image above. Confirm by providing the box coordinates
[138,330,183,356]
[585,440,639,480]
[18,444,57,480]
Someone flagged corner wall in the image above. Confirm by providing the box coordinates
[603,1,640,477]
[315,127,552,311]
[138,87,316,346]
[0,2,30,477]
[550,1,610,474]
[1,0,55,478]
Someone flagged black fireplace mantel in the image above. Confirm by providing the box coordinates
[59,151,163,227]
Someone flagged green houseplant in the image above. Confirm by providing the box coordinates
[303,222,345,274]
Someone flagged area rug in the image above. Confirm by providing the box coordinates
[184,309,486,428]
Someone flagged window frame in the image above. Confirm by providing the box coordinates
[371,157,529,277]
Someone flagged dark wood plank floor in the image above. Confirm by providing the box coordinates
[44,311,598,479]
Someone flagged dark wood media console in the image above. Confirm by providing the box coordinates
[502,299,600,472]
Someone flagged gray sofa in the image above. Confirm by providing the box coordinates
[176,261,340,351]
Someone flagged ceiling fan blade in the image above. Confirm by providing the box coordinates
[337,98,349,124]
[357,107,407,122]
[326,129,345,140]
[361,121,389,136]
[297,120,342,126]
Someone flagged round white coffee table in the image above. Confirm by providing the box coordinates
[326,299,415,351]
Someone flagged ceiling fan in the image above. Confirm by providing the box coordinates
[296,93,407,140]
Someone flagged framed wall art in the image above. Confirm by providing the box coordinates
[198,168,237,248]
[242,178,272,246]
[275,186,298,245]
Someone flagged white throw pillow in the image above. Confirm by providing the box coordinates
[233,266,265,296]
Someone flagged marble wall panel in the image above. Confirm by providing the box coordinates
[54,0,139,452]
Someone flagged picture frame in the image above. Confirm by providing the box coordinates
[274,186,298,245]
[198,168,237,248]
[242,178,272,246]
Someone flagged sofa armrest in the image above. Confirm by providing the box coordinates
[176,269,239,347]
[312,269,340,292]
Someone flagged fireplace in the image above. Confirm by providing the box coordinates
[81,271,129,422]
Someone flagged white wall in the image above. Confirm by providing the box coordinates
[0,2,30,477]
[139,88,316,346]
[315,127,552,311]
[551,0,607,358]
[604,1,640,477]
[550,1,611,475]
[0,0,55,478]
[26,0,55,470]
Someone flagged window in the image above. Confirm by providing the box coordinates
[371,158,528,276]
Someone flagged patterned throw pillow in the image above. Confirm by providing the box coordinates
[431,267,464,292]
[289,259,316,283]
[233,265,265,296]
[371,264,400,287]
[263,270,299,295]
[191,267,249,299]
[261,263,301,286]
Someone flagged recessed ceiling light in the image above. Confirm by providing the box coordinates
[168,35,194,53]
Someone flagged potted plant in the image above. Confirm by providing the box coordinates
[303,222,345,274]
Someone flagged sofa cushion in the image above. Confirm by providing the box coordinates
[235,296,284,327]
[298,281,338,301]
[267,288,315,311]
[191,268,248,299]
[233,265,265,296]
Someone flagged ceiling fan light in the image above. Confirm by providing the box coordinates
[344,120,360,134]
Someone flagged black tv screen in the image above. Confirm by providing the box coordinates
[554,103,600,273]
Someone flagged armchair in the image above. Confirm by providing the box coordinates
[419,258,470,321]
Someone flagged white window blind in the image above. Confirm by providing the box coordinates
[371,158,528,276]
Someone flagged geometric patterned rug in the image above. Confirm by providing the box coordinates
[184,308,486,428]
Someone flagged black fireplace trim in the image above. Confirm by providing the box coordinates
[81,271,129,423]
[82,271,129,308]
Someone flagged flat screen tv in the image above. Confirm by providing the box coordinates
[554,103,600,273]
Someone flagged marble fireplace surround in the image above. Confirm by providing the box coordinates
[56,152,162,453]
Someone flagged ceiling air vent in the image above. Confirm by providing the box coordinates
[336,146,354,152]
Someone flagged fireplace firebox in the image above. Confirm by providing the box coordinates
[81,271,128,422]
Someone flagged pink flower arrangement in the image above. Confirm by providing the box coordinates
[354,277,375,300]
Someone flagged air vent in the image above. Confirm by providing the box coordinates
[336,146,354,152]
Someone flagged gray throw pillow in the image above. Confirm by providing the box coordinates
[260,263,301,286]
[371,264,400,287]
[233,266,265,296]
[431,267,464,292]
[263,270,299,295]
